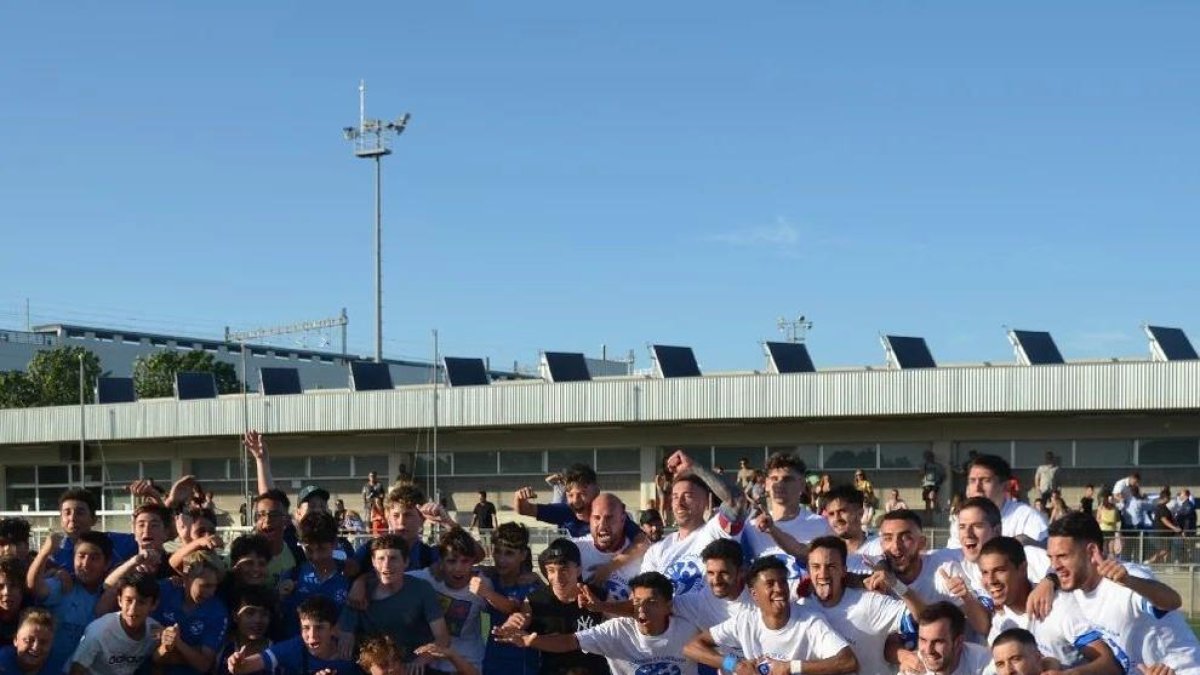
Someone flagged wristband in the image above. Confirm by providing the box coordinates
[790,660,804,674]
[722,654,738,673]
[890,578,909,596]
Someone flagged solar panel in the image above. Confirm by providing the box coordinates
[349,361,394,391]
[1147,325,1199,361]
[765,342,816,374]
[95,377,136,404]
[652,345,702,378]
[883,335,937,369]
[1010,330,1065,365]
[175,372,218,400]
[259,367,303,395]
[443,357,490,387]
[543,352,592,382]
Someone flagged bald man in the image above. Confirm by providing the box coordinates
[573,493,646,600]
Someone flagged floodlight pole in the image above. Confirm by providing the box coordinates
[78,353,86,489]
[343,81,410,363]
[777,314,813,343]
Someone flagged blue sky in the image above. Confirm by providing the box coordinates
[2,3,1197,372]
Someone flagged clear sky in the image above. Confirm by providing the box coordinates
[1,3,1197,372]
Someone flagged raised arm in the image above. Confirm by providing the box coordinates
[668,450,749,524]
[25,532,61,600]
[513,487,539,518]
[245,430,273,496]
[1096,558,1181,612]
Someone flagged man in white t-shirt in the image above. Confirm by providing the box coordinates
[900,602,991,675]
[740,453,832,589]
[864,509,962,616]
[948,454,1047,548]
[979,536,1123,674]
[684,556,857,674]
[808,535,909,675]
[1048,512,1200,674]
[575,493,647,601]
[992,627,1182,675]
[641,450,749,598]
[496,571,700,675]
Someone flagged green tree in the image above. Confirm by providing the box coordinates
[0,371,38,409]
[25,346,104,406]
[133,350,241,399]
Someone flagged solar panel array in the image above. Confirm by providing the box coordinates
[349,361,394,392]
[1011,330,1065,365]
[259,367,303,396]
[883,335,937,369]
[444,357,490,387]
[1147,325,1199,361]
[765,342,816,374]
[543,352,592,382]
[652,345,702,378]
[175,372,218,400]
[96,377,136,404]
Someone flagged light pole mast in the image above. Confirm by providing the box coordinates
[343,80,410,363]
[777,314,813,343]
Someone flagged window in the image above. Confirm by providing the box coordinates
[6,467,35,484]
[713,447,763,473]
[548,449,595,473]
[142,461,172,482]
[39,466,69,485]
[879,442,931,469]
[454,451,498,476]
[272,457,308,478]
[1138,438,1199,466]
[500,451,544,475]
[413,453,451,478]
[1075,440,1134,468]
[823,443,876,471]
[768,445,820,472]
[192,459,231,481]
[311,456,352,478]
[955,441,1013,467]
[1014,441,1071,469]
[595,448,640,473]
[104,463,141,483]
[355,456,390,477]
[7,488,37,512]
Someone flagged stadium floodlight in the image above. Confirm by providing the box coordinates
[343,79,412,362]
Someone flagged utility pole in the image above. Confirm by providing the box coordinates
[78,353,86,489]
[343,81,411,363]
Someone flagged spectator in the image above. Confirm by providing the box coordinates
[654,462,674,523]
[884,489,908,513]
[853,470,876,510]
[1111,471,1140,507]
[361,471,385,514]
[470,491,497,531]
[1032,498,1049,520]
[1034,451,1060,504]
[1079,484,1096,516]
[920,450,947,521]
[332,498,346,525]
[1176,489,1197,532]
[1125,486,1153,531]
[1095,493,1123,558]
[639,509,665,544]
[369,497,387,535]
[1048,490,1070,522]
[342,509,366,534]
[736,457,756,491]
[544,473,567,505]
[1151,488,1184,563]
[745,471,766,510]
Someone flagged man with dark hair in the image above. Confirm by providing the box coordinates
[638,509,664,544]
[979,536,1123,674]
[991,627,1052,675]
[53,488,138,570]
[1047,512,1200,672]
[950,454,1047,548]
[498,571,698,675]
[230,595,356,674]
[470,491,497,531]
[863,509,957,617]
[740,452,829,593]
[0,518,32,563]
[641,450,749,598]
[686,556,857,674]
[910,602,991,674]
[70,571,161,675]
[921,450,947,521]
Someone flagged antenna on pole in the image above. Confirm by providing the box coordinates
[777,314,813,343]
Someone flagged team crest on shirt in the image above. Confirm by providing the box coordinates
[187,621,204,637]
[665,560,703,595]
[772,553,806,579]
[634,662,681,675]
[605,576,631,601]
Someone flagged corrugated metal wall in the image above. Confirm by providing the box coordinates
[2,361,1199,445]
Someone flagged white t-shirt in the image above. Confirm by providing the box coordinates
[847,535,884,574]
[900,642,992,675]
[710,604,849,663]
[1070,578,1200,674]
[987,592,1110,671]
[946,545,1051,609]
[642,515,732,598]
[576,615,700,675]
[575,535,645,601]
[946,500,1048,548]
[406,567,487,671]
[907,548,964,607]
[69,612,161,675]
[1114,565,1200,674]
[816,587,906,675]
[739,509,831,587]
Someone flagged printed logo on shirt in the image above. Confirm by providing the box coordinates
[634,662,682,675]
[665,560,703,596]
[605,576,631,601]
[576,614,597,631]
[772,552,806,580]
[187,621,205,637]
[108,654,146,665]
[436,594,475,637]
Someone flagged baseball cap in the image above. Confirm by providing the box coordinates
[539,538,582,568]
[298,485,330,505]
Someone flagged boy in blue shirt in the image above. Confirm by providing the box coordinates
[52,489,137,570]
[26,530,112,675]
[0,607,56,675]
[280,512,349,635]
[227,595,356,674]
[153,550,228,674]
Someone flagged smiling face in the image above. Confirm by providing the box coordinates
[543,561,580,601]
[234,605,271,641]
[13,622,52,669]
[134,512,167,551]
[918,618,961,674]
[630,585,671,637]
[749,567,791,616]
[956,506,999,563]
[703,557,741,600]
[232,554,268,587]
[979,552,1025,608]
[565,482,598,517]
[992,639,1043,675]
[824,497,863,539]
[74,542,109,586]
[670,479,709,529]
[117,586,156,631]
[254,498,287,544]
[440,552,474,591]
[60,500,95,537]
[807,546,845,603]
[880,518,924,576]
[372,548,408,587]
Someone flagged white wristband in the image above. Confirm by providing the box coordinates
[790,660,804,674]
[890,578,909,596]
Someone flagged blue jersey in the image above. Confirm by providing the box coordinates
[536,503,642,541]
[280,562,350,634]
[0,644,56,675]
[354,539,439,572]
[153,579,229,675]
[483,577,541,675]
[52,532,139,569]
[40,576,103,675]
[264,636,358,674]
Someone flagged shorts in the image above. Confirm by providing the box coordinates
[922,485,938,502]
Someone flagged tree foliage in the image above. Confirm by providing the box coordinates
[24,347,105,406]
[0,371,38,409]
[133,350,241,399]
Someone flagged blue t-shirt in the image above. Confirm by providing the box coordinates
[52,531,139,569]
[535,503,642,540]
[40,576,103,675]
[354,539,438,571]
[214,641,271,675]
[153,579,229,675]
[264,636,358,674]
[483,577,541,675]
[280,562,350,634]
[0,644,56,675]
